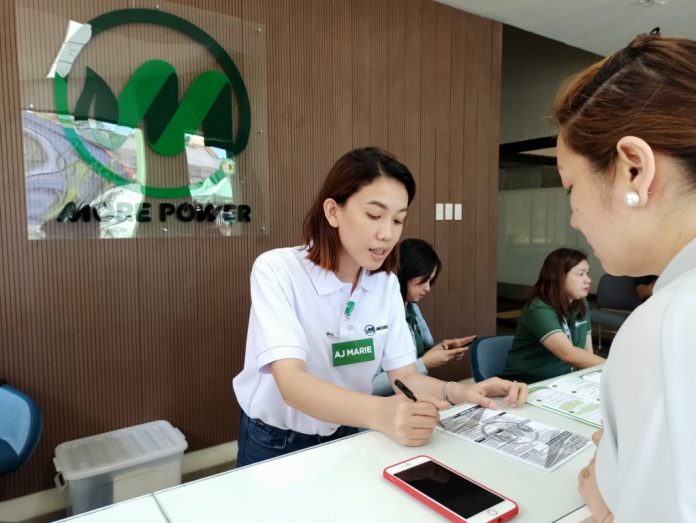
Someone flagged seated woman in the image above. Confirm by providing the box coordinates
[372,239,476,396]
[501,248,605,383]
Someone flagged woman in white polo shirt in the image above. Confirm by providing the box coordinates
[233,147,527,466]
[554,32,696,521]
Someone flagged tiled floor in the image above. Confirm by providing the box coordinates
[181,461,236,482]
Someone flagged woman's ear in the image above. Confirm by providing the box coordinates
[615,136,656,206]
[323,198,340,228]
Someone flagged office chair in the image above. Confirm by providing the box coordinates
[470,336,514,382]
[0,380,43,475]
[591,275,642,351]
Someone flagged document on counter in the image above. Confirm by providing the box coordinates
[527,370,602,428]
[437,403,592,472]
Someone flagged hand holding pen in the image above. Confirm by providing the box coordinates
[394,379,418,401]
[377,379,446,446]
[394,379,445,428]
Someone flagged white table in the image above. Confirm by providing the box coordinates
[154,397,597,522]
[57,495,168,523]
[59,369,601,522]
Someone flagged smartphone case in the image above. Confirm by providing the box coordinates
[383,455,518,523]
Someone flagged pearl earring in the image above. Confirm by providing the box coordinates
[623,191,640,207]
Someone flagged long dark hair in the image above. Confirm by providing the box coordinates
[527,248,588,318]
[397,239,442,301]
[302,147,416,273]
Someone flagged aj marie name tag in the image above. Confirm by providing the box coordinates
[331,338,375,367]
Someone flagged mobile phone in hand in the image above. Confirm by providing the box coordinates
[445,335,478,350]
[383,455,518,523]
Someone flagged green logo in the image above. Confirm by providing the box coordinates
[53,8,251,198]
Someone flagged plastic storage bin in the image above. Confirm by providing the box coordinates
[54,420,187,515]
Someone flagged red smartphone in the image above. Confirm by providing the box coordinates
[383,455,518,523]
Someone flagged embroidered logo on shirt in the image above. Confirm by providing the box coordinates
[364,324,388,336]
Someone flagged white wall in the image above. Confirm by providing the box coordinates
[497,27,603,290]
[497,186,603,293]
[501,26,600,144]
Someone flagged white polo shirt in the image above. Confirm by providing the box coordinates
[596,237,696,521]
[233,246,416,435]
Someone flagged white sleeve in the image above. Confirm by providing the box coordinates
[249,252,308,370]
[662,271,696,520]
[380,275,417,371]
[596,270,696,522]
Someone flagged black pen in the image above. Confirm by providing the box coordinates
[394,379,445,428]
[393,379,418,401]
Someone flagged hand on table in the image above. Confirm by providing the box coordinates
[448,378,528,409]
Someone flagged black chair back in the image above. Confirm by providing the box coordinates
[596,275,642,311]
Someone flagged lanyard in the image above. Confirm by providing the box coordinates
[562,317,572,341]
[344,300,355,332]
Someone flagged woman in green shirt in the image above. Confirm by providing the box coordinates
[372,239,476,395]
[501,248,605,383]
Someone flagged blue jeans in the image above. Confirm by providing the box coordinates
[236,412,359,467]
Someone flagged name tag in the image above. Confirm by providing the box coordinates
[332,338,375,367]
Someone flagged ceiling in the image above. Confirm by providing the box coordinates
[436,0,696,56]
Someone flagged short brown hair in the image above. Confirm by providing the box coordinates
[302,147,416,273]
[554,33,696,190]
[527,248,588,319]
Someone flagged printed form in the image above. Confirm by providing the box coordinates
[527,369,602,428]
[437,403,592,472]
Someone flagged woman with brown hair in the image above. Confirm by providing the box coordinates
[554,31,696,522]
[501,248,605,384]
[232,147,526,466]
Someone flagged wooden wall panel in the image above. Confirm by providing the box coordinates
[0,0,501,499]
[402,0,423,238]
[416,0,437,307]
[352,0,372,147]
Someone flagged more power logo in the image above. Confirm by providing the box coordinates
[52,8,252,225]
